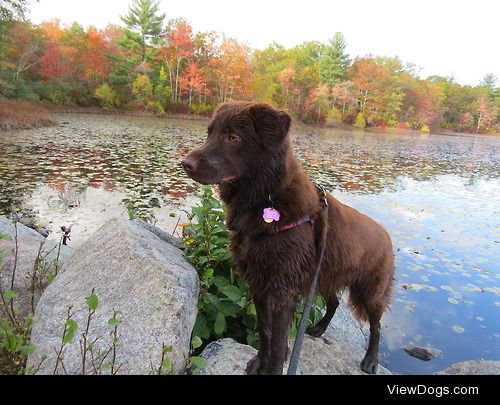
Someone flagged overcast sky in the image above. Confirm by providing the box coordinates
[29,0,500,86]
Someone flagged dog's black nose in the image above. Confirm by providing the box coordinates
[181,155,198,173]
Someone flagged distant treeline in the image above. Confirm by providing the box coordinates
[0,0,498,133]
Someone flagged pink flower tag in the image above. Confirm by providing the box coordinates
[263,207,280,223]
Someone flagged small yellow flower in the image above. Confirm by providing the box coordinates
[179,222,191,227]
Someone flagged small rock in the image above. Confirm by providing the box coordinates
[403,344,441,361]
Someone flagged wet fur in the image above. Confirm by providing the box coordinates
[182,102,394,374]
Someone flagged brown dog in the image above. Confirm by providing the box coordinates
[182,102,394,375]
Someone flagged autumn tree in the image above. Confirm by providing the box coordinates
[251,42,289,104]
[349,57,390,115]
[331,81,355,115]
[7,21,42,81]
[84,28,111,84]
[286,41,323,112]
[476,94,494,133]
[132,73,153,109]
[179,62,205,107]
[38,20,70,80]
[427,76,476,128]
[277,67,298,109]
[61,22,90,81]
[252,41,323,118]
[305,83,329,123]
[121,0,165,62]
[103,24,136,102]
[191,31,218,104]
[160,19,194,102]
[209,36,253,104]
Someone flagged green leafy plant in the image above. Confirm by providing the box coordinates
[0,223,63,374]
[183,186,258,348]
[186,335,206,374]
[155,343,174,375]
[52,292,122,375]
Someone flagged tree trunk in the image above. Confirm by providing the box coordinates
[175,59,180,102]
[141,35,146,62]
[167,64,174,102]
[363,90,368,113]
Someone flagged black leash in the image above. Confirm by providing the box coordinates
[287,183,329,375]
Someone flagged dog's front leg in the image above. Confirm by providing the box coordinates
[246,295,272,375]
[266,300,296,375]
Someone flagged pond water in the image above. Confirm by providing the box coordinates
[0,113,499,374]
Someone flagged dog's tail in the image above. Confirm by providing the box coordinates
[348,254,395,323]
[347,288,370,322]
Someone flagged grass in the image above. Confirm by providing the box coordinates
[0,100,55,130]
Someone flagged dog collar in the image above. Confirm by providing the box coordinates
[262,184,325,231]
[262,206,313,232]
[279,215,313,231]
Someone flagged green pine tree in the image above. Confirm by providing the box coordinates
[319,32,349,86]
[121,0,165,62]
[480,73,499,103]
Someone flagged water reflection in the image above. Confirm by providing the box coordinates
[334,176,500,374]
[0,113,499,374]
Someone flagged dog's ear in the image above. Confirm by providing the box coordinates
[278,110,292,135]
[247,103,291,144]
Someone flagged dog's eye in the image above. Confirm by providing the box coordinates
[228,134,240,143]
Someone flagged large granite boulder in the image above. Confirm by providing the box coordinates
[27,218,199,375]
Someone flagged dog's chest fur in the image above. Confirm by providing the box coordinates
[227,209,317,308]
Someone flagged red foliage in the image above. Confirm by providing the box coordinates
[84,29,110,80]
[39,45,69,79]
[179,62,206,95]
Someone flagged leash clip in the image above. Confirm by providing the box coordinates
[313,181,328,208]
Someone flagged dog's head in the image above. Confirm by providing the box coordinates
[181,102,292,185]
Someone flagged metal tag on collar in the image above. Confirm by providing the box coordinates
[263,207,281,223]
[263,194,281,223]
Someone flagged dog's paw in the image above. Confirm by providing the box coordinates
[307,324,327,338]
[246,355,266,375]
[360,355,379,374]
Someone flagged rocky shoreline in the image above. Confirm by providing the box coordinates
[1,216,498,375]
